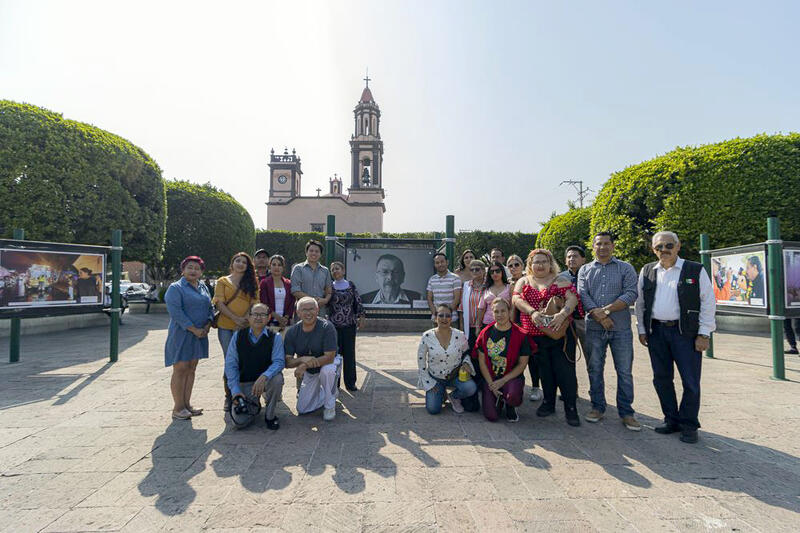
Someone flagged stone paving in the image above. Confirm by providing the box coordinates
[1,313,799,532]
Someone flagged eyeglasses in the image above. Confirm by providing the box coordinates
[470,267,483,272]
[436,313,452,318]
[250,313,269,319]
[489,269,502,274]
[654,243,676,251]
[508,262,522,268]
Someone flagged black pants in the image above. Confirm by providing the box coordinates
[535,331,577,409]
[646,323,702,429]
[461,326,483,412]
[336,325,357,389]
[784,318,800,349]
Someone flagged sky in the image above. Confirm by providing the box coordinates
[2,1,799,233]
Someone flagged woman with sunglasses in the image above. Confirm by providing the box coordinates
[417,303,477,414]
[455,249,478,283]
[476,261,511,330]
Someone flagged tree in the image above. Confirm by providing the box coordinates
[591,133,800,269]
[535,207,592,263]
[150,180,255,282]
[0,100,166,262]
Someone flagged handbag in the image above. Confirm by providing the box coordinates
[210,286,241,329]
[537,292,569,340]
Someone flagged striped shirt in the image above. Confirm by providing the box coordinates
[427,271,462,320]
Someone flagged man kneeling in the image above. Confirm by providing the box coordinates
[225,303,286,430]
[284,297,341,421]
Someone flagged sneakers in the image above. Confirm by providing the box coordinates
[622,416,641,431]
[785,347,799,355]
[323,408,336,421]
[449,396,464,414]
[584,409,604,423]
[529,387,543,402]
[565,406,580,427]
[505,404,519,423]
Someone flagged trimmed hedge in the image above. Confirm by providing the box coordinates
[535,207,592,263]
[152,181,255,279]
[591,133,800,269]
[0,100,166,262]
[256,230,537,268]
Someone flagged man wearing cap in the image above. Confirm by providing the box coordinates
[254,249,270,283]
[225,303,285,429]
[635,231,716,444]
[284,297,340,421]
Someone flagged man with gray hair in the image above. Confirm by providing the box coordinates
[284,297,341,421]
[635,231,716,444]
[225,303,286,430]
[361,254,422,305]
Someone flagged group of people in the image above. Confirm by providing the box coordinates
[419,233,716,444]
[163,231,716,444]
[163,240,364,430]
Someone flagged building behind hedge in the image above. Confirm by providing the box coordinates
[266,80,386,234]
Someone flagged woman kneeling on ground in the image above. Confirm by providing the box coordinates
[475,298,532,422]
[417,303,477,414]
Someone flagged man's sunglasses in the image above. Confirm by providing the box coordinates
[654,243,676,251]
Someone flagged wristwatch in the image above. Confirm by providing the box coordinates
[603,309,611,316]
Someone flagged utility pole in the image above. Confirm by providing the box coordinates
[560,179,592,208]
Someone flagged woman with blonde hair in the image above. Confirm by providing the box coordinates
[512,248,582,426]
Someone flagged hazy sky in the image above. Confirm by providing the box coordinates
[2,1,798,233]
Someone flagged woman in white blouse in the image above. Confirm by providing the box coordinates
[417,303,477,414]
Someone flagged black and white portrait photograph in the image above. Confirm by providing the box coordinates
[346,247,434,308]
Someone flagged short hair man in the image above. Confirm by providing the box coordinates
[561,245,588,369]
[490,248,512,278]
[577,232,641,431]
[361,254,422,305]
[634,231,716,444]
[225,303,286,430]
[290,240,332,316]
[426,253,462,325]
[745,255,765,302]
[254,249,270,282]
[284,297,340,421]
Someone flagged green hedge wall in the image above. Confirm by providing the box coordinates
[535,207,592,263]
[591,133,800,269]
[152,181,255,279]
[0,100,167,262]
[256,229,537,267]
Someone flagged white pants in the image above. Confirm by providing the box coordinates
[296,355,342,414]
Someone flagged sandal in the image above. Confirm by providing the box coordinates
[171,409,192,420]
[187,406,203,416]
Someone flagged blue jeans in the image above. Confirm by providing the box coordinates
[425,376,478,415]
[218,328,235,401]
[586,328,635,417]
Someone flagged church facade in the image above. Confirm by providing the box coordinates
[266,82,386,234]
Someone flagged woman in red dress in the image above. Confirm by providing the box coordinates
[512,248,582,426]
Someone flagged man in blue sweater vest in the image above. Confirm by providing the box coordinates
[225,303,286,430]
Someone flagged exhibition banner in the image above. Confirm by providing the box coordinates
[0,240,109,317]
[710,246,767,310]
[345,242,435,309]
[784,248,800,309]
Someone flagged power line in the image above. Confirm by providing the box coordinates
[559,179,593,208]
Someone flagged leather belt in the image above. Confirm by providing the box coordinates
[653,319,678,327]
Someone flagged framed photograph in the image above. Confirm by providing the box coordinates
[344,239,437,310]
[0,239,109,318]
[710,244,768,315]
[783,244,800,316]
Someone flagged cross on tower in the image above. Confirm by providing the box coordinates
[363,68,371,88]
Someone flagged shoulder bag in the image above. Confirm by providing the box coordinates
[210,285,241,329]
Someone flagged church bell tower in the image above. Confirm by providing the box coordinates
[349,74,385,203]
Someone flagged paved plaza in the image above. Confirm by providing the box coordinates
[1,314,799,532]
